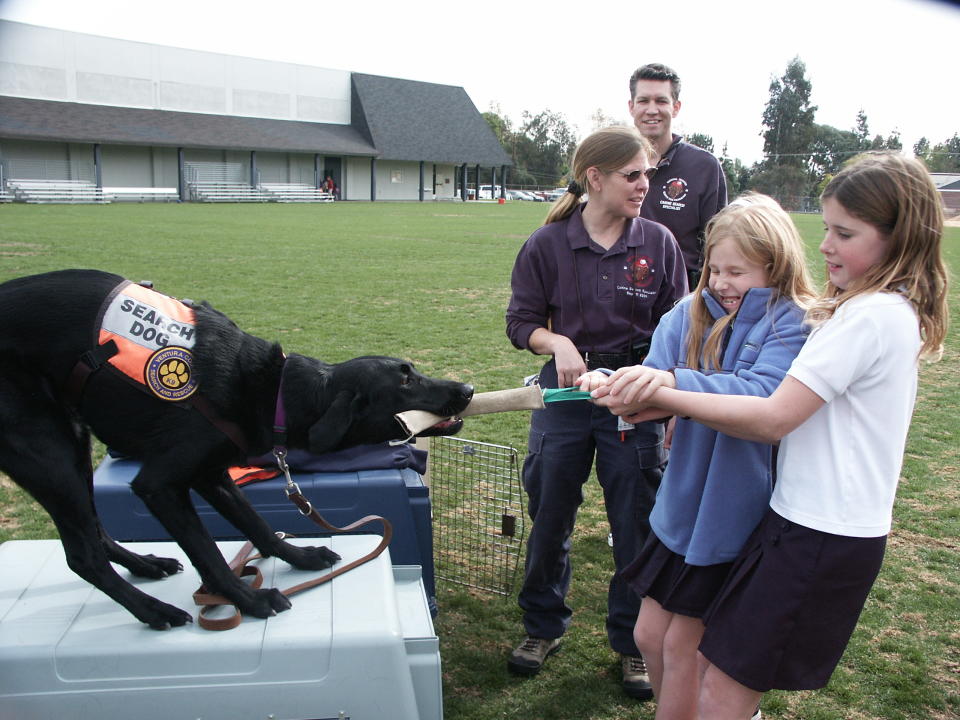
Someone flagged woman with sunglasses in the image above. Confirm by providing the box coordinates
[505,125,688,699]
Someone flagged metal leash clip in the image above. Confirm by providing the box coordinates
[273,447,313,516]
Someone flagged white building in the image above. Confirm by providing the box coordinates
[0,20,511,202]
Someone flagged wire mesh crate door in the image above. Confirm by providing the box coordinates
[430,437,525,595]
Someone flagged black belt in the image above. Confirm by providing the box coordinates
[583,350,644,371]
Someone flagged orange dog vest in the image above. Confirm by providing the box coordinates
[98,282,198,401]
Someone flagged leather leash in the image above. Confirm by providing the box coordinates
[192,359,394,631]
[192,505,393,631]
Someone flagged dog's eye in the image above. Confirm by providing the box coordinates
[400,374,411,386]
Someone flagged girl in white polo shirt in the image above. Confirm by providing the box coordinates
[587,152,949,719]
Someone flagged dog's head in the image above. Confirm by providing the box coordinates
[286,355,473,454]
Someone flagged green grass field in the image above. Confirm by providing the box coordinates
[1,201,957,719]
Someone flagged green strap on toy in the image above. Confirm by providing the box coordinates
[541,387,593,403]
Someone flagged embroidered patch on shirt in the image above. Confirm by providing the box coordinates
[657,177,689,208]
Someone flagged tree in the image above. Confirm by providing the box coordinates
[810,123,860,180]
[482,105,580,187]
[854,109,870,149]
[914,136,931,162]
[515,109,579,185]
[925,133,960,173]
[685,132,715,154]
[719,142,748,197]
[482,104,513,146]
[590,108,622,132]
[749,164,811,210]
[760,57,817,169]
[752,57,818,205]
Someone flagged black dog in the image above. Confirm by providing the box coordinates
[0,269,472,629]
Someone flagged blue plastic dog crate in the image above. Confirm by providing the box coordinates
[92,455,438,613]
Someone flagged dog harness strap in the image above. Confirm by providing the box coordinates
[187,393,249,454]
[64,339,119,405]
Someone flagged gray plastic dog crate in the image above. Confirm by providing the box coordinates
[0,536,442,720]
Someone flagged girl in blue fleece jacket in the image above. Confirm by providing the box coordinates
[580,193,815,720]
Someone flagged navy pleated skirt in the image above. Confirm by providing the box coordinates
[699,508,887,692]
[622,532,734,618]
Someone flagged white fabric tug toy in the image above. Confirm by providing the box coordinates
[395,384,594,437]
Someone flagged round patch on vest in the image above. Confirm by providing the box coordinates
[145,346,198,401]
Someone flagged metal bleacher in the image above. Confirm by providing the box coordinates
[185,162,335,203]
[189,181,272,203]
[6,179,109,204]
[103,187,179,203]
[0,162,337,205]
[260,183,334,203]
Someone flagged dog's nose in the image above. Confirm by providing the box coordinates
[460,384,475,401]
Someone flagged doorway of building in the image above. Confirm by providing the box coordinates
[322,157,342,199]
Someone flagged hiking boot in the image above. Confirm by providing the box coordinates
[621,653,654,700]
[507,636,561,675]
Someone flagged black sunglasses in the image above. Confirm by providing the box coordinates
[612,167,658,183]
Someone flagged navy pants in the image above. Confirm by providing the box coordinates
[518,360,666,654]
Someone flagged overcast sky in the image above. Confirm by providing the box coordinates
[1,0,957,165]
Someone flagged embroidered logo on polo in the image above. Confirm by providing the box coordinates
[625,255,656,288]
[657,177,689,210]
[98,281,198,401]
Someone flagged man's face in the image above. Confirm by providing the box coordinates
[628,79,680,144]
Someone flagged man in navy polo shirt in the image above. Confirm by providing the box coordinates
[631,63,728,289]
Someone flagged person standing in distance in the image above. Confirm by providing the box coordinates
[631,63,727,289]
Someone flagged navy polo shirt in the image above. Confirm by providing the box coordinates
[641,135,728,274]
[506,203,688,354]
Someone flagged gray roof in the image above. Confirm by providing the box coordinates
[351,73,511,166]
[941,179,960,191]
[0,74,512,167]
[0,95,378,156]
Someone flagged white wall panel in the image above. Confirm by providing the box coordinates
[77,71,153,107]
[0,20,353,124]
[0,61,67,98]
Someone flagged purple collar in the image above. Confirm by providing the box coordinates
[272,358,289,455]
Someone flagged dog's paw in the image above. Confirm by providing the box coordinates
[129,554,183,579]
[242,588,293,618]
[140,601,194,630]
[287,545,341,571]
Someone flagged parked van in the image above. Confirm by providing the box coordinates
[478,185,504,200]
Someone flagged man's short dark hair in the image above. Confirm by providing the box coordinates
[629,63,681,102]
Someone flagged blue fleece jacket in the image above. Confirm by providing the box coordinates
[646,287,808,566]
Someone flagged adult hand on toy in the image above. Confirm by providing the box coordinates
[552,338,588,389]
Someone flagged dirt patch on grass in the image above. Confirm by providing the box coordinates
[889,525,959,551]
[0,242,44,256]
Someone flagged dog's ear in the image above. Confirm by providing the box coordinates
[307,390,358,454]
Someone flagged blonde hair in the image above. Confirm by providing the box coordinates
[545,126,653,225]
[813,152,949,360]
[686,193,816,371]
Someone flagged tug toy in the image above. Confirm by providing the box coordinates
[395,384,593,437]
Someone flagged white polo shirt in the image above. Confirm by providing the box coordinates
[771,293,921,537]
